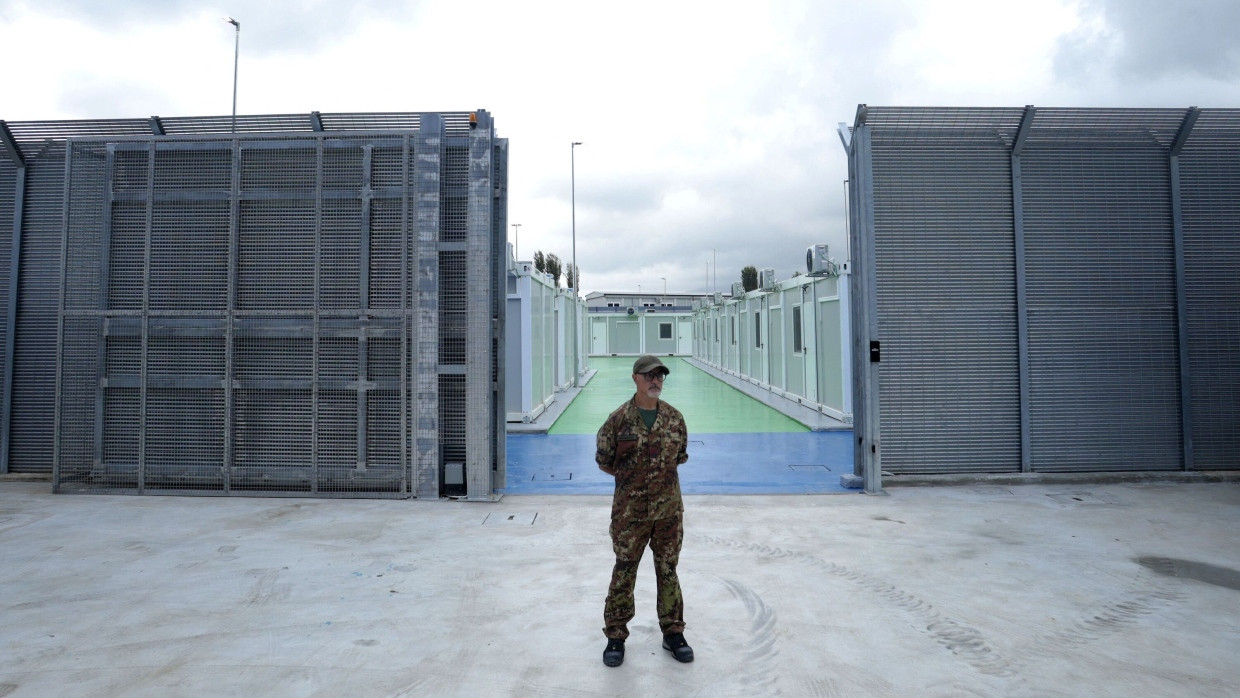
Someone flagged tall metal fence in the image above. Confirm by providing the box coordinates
[844,106,1240,481]
[0,111,507,499]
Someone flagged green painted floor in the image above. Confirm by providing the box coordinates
[548,356,809,435]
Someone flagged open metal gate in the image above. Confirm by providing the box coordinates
[845,106,1240,480]
[34,112,505,498]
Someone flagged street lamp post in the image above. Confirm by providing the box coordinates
[571,141,582,387]
[223,17,240,133]
[511,223,521,260]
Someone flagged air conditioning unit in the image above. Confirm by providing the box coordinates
[807,244,840,277]
[806,244,829,274]
[731,281,744,297]
[712,292,723,304]
[760,268,775,288]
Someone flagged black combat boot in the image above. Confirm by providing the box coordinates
[662,632,694,663]
[603,638,625,667]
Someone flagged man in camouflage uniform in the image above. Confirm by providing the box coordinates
[596,355,694,667]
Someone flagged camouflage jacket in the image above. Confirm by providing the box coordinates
[596,396,689,522]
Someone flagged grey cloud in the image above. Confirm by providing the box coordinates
[544,173,669,217]
[1056,0,1240,82]
[56,76,176,118]
[572,121,846,292]
[580,172,838,293]
[1,0,202,24]
[1,0,421,54]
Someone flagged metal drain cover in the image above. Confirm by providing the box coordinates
[788,464,831,473]
[482,512,538,526]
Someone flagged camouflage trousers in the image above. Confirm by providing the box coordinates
[603,513,685,640]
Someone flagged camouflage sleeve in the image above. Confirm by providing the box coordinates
[596,410,619,475]
[674,410,689,466]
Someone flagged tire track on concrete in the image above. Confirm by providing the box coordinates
[0,512,52,536]
[1016,559,1184,658]
[698,535,1193,687]
[696,535,1017,678]
[718,577,781,694]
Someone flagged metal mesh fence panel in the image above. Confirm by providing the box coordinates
[1021,147,1181,472]
[152,201,231,310]
[370,199,406,309]
[1179,111,1240,470]
[0,156,13,472]
[53,316,105,486]
[441,146,469,244]
[232,387,314,491]
[439,251,467,365]
[869,140,1022,474]
[238,200,316,310]
[438,373,466,496]
[322,200,363,309]
[145,387,226,490]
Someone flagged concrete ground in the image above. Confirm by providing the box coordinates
[2,478,1238,697]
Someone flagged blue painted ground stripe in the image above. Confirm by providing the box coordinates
[503,431,855,495]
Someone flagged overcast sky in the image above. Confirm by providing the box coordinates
[3,0,1238,296]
